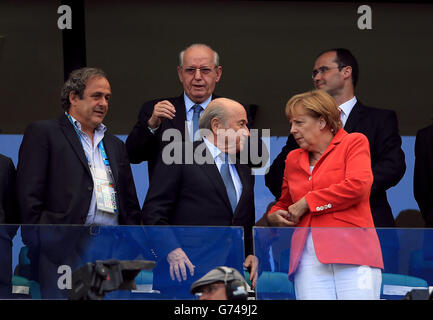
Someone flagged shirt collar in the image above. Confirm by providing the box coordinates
[184,93,212,113]
[203,136,228,163]
[338,96,357,117]
[66,112,107,134]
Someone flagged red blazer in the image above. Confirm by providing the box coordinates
[268,129,384,275]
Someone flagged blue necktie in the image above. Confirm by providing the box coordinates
[192,104,202,141]
[219,153,238,213]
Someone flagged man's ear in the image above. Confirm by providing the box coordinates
[215,66,222,83]
[342,65,352,82]
[210,117,221,134]
[69,90,79,107]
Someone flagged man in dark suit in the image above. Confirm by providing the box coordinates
[17,67,141,225]
[414,125,433,263]
[142,98,257,296]
[414,124,433,228]
[0,154,19,298]
[265,48,406,228]
[126,43,266,180]
[16,67,142,298]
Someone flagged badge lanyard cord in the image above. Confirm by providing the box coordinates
[66,114,116,187]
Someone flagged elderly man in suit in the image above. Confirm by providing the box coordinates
[265,48,406,229]
[16,67,142,298]
[126,43,266,180]
[142,97,257,296]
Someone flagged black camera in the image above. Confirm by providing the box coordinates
[69,259,156,300]
[403,288,433,300]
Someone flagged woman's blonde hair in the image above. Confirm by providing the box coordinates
[285,89,342,133]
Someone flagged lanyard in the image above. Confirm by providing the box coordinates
[66,114,110,167]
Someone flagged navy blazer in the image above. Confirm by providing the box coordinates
[265,101,406,228]
[17,114,141,225]
[414,124,433,227]
[125,94,266,178]
[142,140,255,256]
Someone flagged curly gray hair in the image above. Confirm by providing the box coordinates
[60,67,107,111]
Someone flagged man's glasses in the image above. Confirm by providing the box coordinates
[311,65,346,79]
[183,67,216,75]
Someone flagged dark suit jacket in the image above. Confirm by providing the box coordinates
[0,154,18,224]
[141,141,255,296]
[16,115,143,298]
[142,140,255,256]
[414,124,433,227]
[0,155,19,298]
[125,94,266,178]
[265,101,406,228]
[16,114,141,225]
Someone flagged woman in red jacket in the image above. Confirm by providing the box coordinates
[267,90,383,300]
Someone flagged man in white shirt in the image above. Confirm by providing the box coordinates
[16,67,142,298]
[266,48,406,228]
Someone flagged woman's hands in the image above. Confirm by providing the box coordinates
[267,197,309,226]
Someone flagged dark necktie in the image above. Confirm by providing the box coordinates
[192,104,202,141]
[219,153,238,213]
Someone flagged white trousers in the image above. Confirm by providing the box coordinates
[294,231,382,300]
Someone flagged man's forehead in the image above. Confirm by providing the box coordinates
[183,48,214,65]
[314,51,337,67]
[85,76,111,91]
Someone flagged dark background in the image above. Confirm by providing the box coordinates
[0,0,432,136]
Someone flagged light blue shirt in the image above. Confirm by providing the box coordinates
[203,137,243,203]
[184,93,212,141]
[339,96,357,128]
[67,114,119,226]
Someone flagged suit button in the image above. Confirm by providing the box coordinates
[308,176,312,181]
[88,185,93,191]
[316,206,321,211]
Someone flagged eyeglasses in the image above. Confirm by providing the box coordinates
[182,66,216,75]
[311,65,346,79]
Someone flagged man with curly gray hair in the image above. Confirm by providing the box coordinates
[17,67,141,225]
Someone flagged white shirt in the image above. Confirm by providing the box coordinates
[339,96,357,128]
[67,114,119,226]
[203,137,243,203]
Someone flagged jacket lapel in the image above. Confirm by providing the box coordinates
[170,95,187,139]
[102,135,119,184]
[233,163,249,215]
[59,115,91,176]
[344,101,365,133]
[314,129,347,169]
[194,141,234,212]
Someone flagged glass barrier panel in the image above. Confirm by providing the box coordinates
[253,227,433,300]
[0,225,245,300]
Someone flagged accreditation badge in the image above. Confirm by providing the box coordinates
[92,167,118,214]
